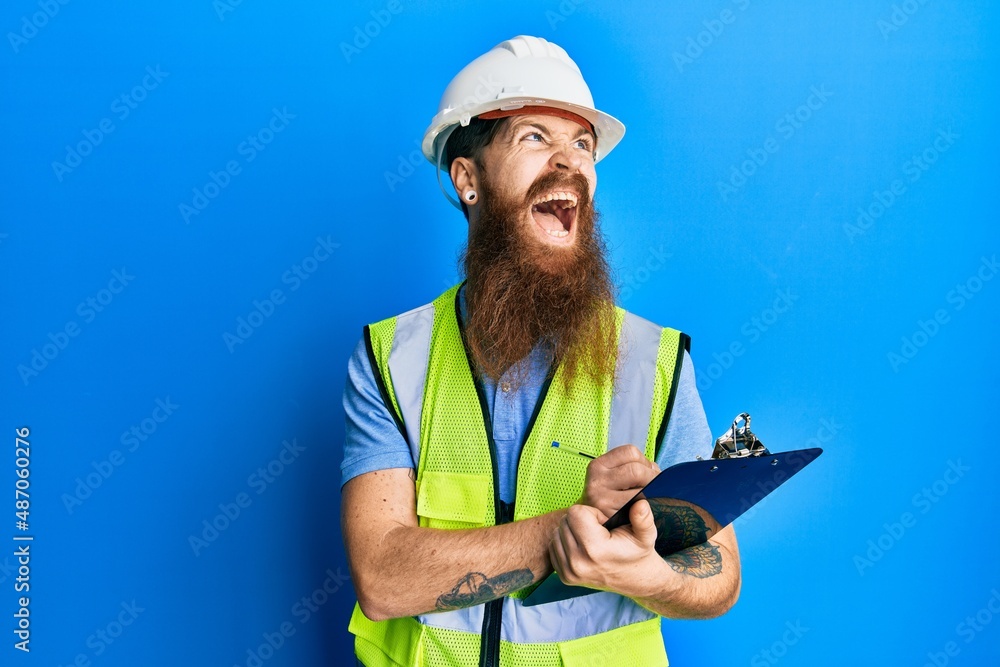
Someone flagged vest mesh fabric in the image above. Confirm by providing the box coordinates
[422,624,484,666]
[513,308,624,519]
[645,328,683,457]
[498,617,665,665]
[416,286,496,530]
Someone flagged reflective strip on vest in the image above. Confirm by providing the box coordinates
[606,311,664,453]
[388,301,435,467]
[415,590,654,644]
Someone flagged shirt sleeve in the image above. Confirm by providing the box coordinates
[655,350,714,469]
[340,335,415,488]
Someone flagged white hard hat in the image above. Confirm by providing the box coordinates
[422,35,625,208]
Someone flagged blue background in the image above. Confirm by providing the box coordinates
[2,1,998,665]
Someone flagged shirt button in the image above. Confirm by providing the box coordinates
[500,382,511,393]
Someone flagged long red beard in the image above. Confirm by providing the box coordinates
[461,170,618,390]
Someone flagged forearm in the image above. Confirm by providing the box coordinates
[628,530,741,619]
[347,506,566,621]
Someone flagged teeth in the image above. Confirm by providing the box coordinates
[531,191,578,208]
[545,229,569,238]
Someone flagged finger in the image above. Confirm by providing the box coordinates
[567,504,613,552]
[559,512,582,556]
[569,505,617,554]
[597,444,649,468]
[550,538,576,584]
[556,519,585,583]
[549,529,567,572]
[566,503,610,530]
[599,460,660,490]
[628,499,658,549]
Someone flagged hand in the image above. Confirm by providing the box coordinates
[548,499,663,598]
[579,445,660,519]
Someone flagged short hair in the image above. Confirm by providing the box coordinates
[444,117,510,220]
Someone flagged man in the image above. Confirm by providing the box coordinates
[341,35,740,666]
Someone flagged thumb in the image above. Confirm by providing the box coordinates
[629,500,657,548]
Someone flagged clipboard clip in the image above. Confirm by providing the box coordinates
[710,412,771,459]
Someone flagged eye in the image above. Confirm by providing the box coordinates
[575,138,594,151]
[522,131,544,143]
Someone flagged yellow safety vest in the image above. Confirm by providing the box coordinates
[349,285,688,666]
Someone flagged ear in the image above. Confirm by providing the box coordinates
[449,157,479,204]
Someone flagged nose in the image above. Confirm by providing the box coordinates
[548,141,584,172]
[545,139,597,195]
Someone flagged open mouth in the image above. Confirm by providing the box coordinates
[529,191,578,242]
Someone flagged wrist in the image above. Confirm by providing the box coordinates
[538,509,569,572]
[626,551,681,600]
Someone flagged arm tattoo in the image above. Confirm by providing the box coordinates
[646,499,723,578]
[665,543,723,578]
[646,499,710,555]
[435,569,533,611]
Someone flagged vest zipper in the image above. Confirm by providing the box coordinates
[475,394,505,667]
[455,288,510,667]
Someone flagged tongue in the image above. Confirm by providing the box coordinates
[531,204,564,232]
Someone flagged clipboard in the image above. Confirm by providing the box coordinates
[523,437,822,606]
